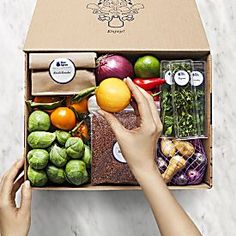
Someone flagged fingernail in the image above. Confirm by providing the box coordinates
[126,77,132,82]
[17,158,24,165]
[25,180,31,189]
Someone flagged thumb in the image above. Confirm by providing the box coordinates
[97,110,126,138]
[20,180,32,215]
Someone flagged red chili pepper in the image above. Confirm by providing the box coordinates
[133,78,166,90]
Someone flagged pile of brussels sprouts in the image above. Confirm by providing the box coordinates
[27,110,91,187]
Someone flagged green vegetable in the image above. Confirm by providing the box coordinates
[49,144,68,167]
[46,165,66,184]
[28,110,50,132]
[65,137,85,159]
[65,160,89,186]
[56,130,71,146]
[27,149,49,170]
[82,145,91,167]
[27,131,56,149]
[26,99,64,111]
[192,61,206,136]
[160,61,174,136]
[27,166,48,187]
[72,87,96,102]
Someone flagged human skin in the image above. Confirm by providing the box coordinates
[98,77,202,236]
[0,158,32,236]
[0,78,201,236]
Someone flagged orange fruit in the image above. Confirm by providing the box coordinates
[66,97,88,113]
[51,107,76,131]
[95,78,131,113]
[73,123,89,140]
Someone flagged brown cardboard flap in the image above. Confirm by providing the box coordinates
[24,0,210,52]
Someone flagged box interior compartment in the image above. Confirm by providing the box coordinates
[24,50,212,190]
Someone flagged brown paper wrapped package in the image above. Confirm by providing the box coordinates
[31,70,96,95]
[29,53,97,70]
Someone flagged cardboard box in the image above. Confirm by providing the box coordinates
[24,0,212,190]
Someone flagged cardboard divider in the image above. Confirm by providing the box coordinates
[24,50,212,190]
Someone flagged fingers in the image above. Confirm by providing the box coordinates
[1,158,25,202]
[125,78,152,126]
[97,110,126,139]
[20,180,32,215]
[137,86,163,133]
[11,175,24,199]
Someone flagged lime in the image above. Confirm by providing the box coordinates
[134,55,160,78]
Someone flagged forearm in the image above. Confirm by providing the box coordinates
[132,165,202,236]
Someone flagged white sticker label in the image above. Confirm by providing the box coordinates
[112,142,126,163]
[164,70,174,85]
[174,70,189,86]
[191,71,204,87]
[49,58,76,84]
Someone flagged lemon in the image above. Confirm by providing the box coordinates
[95,78,131,113]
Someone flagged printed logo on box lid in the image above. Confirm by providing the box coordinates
[191,71,204,87]
[49,58,76,84]
[113,142,127,163]
[87,0,144,32]
[174,70,189,86]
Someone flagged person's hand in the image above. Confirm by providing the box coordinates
[98,77,163,177]
[0,158,32,236]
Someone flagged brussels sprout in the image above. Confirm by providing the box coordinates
[27,131,56,149]
[27,149,49,170]
[56,130,71,146]
[46,164,66,184]
[82,145,91,167]
[65,137,85,159]
[28,110,50,132]
[65,160,89,186]
[49,144,68,167]
[27,166,48,187]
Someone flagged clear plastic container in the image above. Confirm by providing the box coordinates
[170,60,199,139]
[160,61,175,137]
[192,61,207,138]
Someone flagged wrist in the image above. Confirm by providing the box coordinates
[129,160,161,180]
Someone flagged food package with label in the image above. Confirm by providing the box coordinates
[30,53,97,95]
[91,111,138,185]
[171,60,207,139]
[160,60,207,139]
[160,61,174,137]
[192,61,207,137]
[170,60,198,139]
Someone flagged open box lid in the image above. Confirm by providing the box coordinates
[24,0,210,52]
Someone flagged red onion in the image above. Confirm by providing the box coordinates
[96,54,134,83]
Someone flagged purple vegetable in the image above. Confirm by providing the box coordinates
[96,54,134,83]
[157,157,168,173]
[187,169,202,185]
[175,173,188,186]
[194,153,207,165]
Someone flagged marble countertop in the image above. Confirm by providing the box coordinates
[0,0,235,235]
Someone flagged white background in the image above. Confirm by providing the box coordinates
[0,0,235,235]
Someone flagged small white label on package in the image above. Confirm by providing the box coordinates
[191,71,204,87]
[165,70,174,85]
[174,70,189,86]
[49,58,76,84]
[113,142,126,163]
